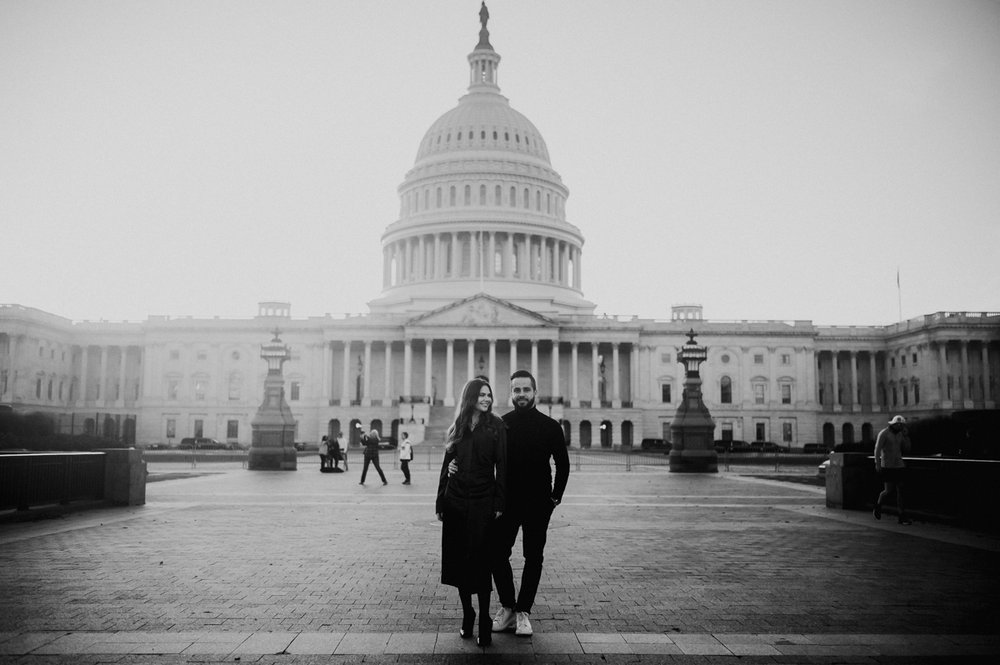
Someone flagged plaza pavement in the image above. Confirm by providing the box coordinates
[1,454,999,664]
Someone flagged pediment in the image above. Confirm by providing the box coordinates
[408,294,553,327]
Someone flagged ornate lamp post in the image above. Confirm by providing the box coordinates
[669,329,718,472]
[248,329,298,471]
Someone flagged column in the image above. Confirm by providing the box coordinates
[383,342,393,403]
[424,339,433,400]
[117,346,128,406]
[961,341,970,405]
[488,232,496,278]
[506,234,514,278]
[541,237,549,282]
[591,343,599,405]
[983,344,993,404]
[95,346,107,404]
[470,232,479,278]
[488,340,497,396]
[869,352,879,411]
[467,339,475,382]
[403,340,413,399]
[323,342,332,405]
[142,344,156,400]
[611,343,621,407]
[551,341,560,400]
[450,232,459,278]
[445,339,455,407]
[630,343,638,405]
[78,344,89,404]
[850,351,859,411]
[570,342,579,407]
[341,342,352,405]
[938,342,949,404]
[530,340,539,382]
[509,339,518,376]
[831,351,841,411]
[434,234,442,279]
[362,341,372,406]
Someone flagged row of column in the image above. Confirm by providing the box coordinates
[75,345,135,407]
[326,338,631,408]
[383,231,581,289]
[818,341,994,409]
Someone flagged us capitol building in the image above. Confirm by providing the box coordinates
[2,7,998,450]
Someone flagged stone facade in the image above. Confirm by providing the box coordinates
[2,8,997,450]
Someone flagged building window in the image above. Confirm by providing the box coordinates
[464,184,471,205]
[194,379,207,401]
[754,354,764,364]
[721,354,730,363]
[782,422,793,443]
[913,353,918,365]
[901,354,906,366]
[660,353,672,364]
[479,184,486,204]
[169,350,180,361]
[36,378,42,398]
[902,385,908,405]
[196,350,207,361]
[720,376,732,404]
[721,422,733,441]
[781,354,791,365]
[436,187,442,207]
[754,384,765,404]
[449,186,456,206]
[290,381,300,401]
[495,185,502,204]
[661,384,672,403]
[509,186,516,207]
[755,422,766,441]
[914,383,920,403]
[523,188,529,209]
[228,373,242,401]
[227,420,239,439]
[781,384,792,404]
[194,419,204,438]
[166,419,176,439]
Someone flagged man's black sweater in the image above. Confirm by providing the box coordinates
[501,405,570,508]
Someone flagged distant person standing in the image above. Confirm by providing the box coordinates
[359,427,387,486]
[319,435,331,471]
[491,369,570,637]
[335,431,347,471]
[399,431,413,484]
[874,415,912,525]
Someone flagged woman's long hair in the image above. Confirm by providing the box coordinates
[444,378,492,452]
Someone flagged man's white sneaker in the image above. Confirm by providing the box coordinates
[491,607,515,632]
[515,611,533,636]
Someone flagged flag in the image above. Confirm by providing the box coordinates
[896,268,900,289]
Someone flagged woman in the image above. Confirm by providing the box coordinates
[435,378,506,647]
[359,428,387,485]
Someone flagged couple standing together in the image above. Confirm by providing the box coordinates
[435,370,570,647]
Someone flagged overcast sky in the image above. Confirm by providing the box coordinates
[2,0,998,326]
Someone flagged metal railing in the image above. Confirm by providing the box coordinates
[0,452,106,511]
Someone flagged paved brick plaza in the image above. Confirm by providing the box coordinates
[1,456,999,663]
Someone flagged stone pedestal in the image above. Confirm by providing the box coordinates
[669,330,718,473]
[248,332,298,471]
[669,376,718,473]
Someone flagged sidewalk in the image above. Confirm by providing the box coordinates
[2,459,999,663]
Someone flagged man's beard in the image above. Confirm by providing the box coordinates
[513,396,534,410]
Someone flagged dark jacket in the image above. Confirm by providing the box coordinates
[501,405,570,508]
[436,413,507,591]
[361,434,380,459]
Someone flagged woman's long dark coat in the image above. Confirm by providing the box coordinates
[436,414,506,592]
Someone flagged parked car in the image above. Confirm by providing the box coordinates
[294,441,319,452]
[178,437,230,450]
[378,436,398,449]
[750,441,789,453]
[640,438,671,452]
[802,443,833,454]
[817,456,831,478]
[714,439,752,453]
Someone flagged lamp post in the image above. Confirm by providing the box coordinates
[669,329,718,472]
[248,329,298,471]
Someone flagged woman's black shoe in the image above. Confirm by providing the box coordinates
[477,634,492,647]
[459,610,476,638]
[478,618,492,646]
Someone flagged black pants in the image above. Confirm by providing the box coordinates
[401,459,411,482]
[492,502,554,613]
[360,455,386,484]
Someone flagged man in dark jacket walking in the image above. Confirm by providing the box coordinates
[491,369,570,637]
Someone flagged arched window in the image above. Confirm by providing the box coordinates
[509,186,516,207]
[842,423,855,444]
[435,187,442,208]
[464,184,471,205]
[547,193,552,214]
[449,186,456,206]
[721,376,732,404]
[523,188,530,209]
[479,184,486,204]
[494,249,503,274]
[494,184,502,205]
[535,190,541,211]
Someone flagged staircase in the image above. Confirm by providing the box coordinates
[421,405,455,446]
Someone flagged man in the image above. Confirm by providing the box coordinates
[491,369,570,636]
[873,415,911,525]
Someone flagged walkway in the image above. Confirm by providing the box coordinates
[1,459,999,663]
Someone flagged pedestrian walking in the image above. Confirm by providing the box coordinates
[436,378,506,647]
[874,415,912,524]
[399,431,413,484]
[319,435,331,471]
[359,427,387,485]
[491,369,570,637]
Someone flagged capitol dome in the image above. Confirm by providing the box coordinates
[368,4,594,316]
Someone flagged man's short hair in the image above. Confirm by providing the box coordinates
[509,369,537,390]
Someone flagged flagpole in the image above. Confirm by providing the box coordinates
[896,267,902,322]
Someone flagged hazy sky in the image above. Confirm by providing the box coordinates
[2,0,998,326]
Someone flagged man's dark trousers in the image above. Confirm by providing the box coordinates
[493,501,554,613]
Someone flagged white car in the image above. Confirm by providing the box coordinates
[817,457,831,478]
